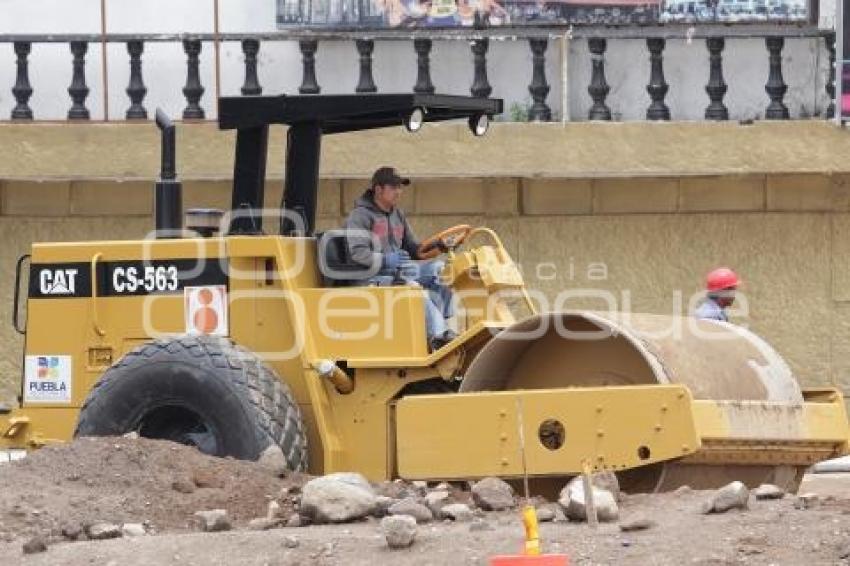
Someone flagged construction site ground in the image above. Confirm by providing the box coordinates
[1,437,849,565]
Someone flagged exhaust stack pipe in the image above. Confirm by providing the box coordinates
[154,108,182,239]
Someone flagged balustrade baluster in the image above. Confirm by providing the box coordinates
[826,32,836,119]
[413,39,435,94]
[11,42,33,120]
[765,36,789,120]
[299,40,320,94]
[241,39,262,95]
[182,39,205,119]
[646,38,670,121]
[705,37,729,120]
[587,38,611,121]
[68,41,90,120]
[356,39,377,93]
[470,38,492,98]
[126,40,147,119]
[528,38,551,122]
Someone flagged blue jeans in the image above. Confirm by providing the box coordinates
[370,260,453,340]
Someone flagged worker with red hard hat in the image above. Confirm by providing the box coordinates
[694,267,740,322]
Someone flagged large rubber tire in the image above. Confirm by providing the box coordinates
[75,335,307,470]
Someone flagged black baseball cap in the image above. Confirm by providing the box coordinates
[371,166,410,188]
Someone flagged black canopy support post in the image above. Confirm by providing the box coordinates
[154,108,182,239]
[281,122,321,237]
[230,125,269,235]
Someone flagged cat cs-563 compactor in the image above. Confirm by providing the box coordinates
[1,93,848,494]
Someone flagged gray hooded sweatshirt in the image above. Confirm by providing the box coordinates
[344,190,420,273]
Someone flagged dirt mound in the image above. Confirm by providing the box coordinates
[0,437,309,542]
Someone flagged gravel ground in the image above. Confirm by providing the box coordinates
[1,438,849,565]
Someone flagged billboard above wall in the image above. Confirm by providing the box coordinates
[660,0,807,24]
[276,0,810,28]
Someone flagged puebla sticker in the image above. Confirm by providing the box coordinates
[24,355,72,403]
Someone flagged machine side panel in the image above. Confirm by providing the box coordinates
[395,385,699,480]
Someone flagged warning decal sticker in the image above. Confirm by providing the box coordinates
[184,285,228,336]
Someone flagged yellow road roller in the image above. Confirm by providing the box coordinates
[1,93,847,493]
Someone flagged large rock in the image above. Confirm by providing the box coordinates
[753,484,785,501]
[257,444,287,477]
[471,477,515,511]
[300,473,377,523]
[535,506,556,523]
[440,503,474,522]
[86,522,123,540]
[375,480,408,500]
[424,490,450,515]
[320,472,374,492]
[558,479,618,522]
[381,515,417,549]
[194,509,232,532]
[372,496,396,518]
[389,498,434,523]
[61,523,83,541]
[121,523,146,537]
[22,536,47,554]
[812,455,850,474]
[702,481,749,514]
[591,471,621,502]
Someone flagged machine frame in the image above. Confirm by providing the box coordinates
[1,94,847,492]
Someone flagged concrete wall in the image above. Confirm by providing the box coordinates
[2,121,850,407]
[0,0,835,122]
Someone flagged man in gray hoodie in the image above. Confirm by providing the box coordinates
[344,166,456,351]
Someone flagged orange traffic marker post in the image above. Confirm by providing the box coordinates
[522,504,541,556]
[489,401,569,566]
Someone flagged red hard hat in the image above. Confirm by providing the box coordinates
[706,267,740,292]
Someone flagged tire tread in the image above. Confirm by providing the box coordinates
[75,335,308,471]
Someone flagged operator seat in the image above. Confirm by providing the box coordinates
[316,230,376,287]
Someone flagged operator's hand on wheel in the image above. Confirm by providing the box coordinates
[382,250,410,271]
[417,225,472,260]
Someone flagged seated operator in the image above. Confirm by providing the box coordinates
[344,166,457,351]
